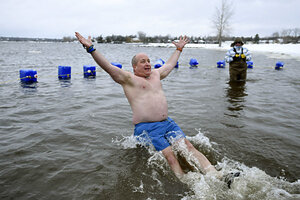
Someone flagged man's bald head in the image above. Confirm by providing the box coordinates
[132,53,148,67]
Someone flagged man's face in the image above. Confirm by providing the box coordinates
[133,53,151,78]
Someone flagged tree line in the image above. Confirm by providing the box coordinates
[3,31,298,44]
[60,30,300,44]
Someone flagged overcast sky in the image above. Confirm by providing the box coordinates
[1,0,300,39]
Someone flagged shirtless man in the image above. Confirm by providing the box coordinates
[75,32,219,180]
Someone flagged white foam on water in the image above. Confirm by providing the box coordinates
[112,131,157,150]
[112,134,140,149]
[181,158,300,199]
[186,128,214,150]
[150,170,163,188]
[132,180,144,193]
[183,130,300,199]
[112,130,300,199]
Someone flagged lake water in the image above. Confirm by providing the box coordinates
[0,41,299,199]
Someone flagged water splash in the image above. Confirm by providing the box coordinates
[186,128,213,150]
[187,159,300,199]
[112,130,300,199]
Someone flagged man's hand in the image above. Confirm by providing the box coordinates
[172,35,189,50]
[75,32,93,48]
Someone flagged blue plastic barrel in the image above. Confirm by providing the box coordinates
[275,61,284,70]
[154,59,165,68]
[111,62,122,69]
[19,69,37,83]
[217,60,226,68]
[83,65,96,78]
[247,61,253,69]
[58,66,71,79]
[189,58,199,68]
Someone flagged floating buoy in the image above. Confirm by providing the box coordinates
[111,62,122,69]
[275,61,284,70]
[19,69,37,83]
[83,65,96,78]
[154,59,165,68]
[217,60,226,68]
[247,61,253,69]
[189,58,198,68]
[58,66,71,79]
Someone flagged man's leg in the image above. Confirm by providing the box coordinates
[184,139,218,174]
[162,146,184,179]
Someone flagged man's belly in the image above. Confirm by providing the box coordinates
[132,104,168,125]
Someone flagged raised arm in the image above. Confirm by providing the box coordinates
[75,32,132,85]
[158,36,189,79]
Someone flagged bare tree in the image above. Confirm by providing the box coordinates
[281,28,300,43]
[137,31,147,43]
[212,0,234,47]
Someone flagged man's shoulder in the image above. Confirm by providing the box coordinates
[151,69,160,75]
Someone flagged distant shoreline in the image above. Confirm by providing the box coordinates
[2,39,300,60]
[0,37,62,42]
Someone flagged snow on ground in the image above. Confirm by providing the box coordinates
[240,43,300,60]
[144,42,300,60]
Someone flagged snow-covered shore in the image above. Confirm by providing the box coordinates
[144,42,300,60]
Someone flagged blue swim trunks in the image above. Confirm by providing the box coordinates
[134,117,186,151]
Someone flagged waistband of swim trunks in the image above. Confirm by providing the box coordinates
[135,117,170,127]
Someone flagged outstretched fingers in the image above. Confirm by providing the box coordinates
[181,35,189,44]
[75,32,83,40]
[175,35,189,48]
[75,32,84,43]
[75,32,92,48]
